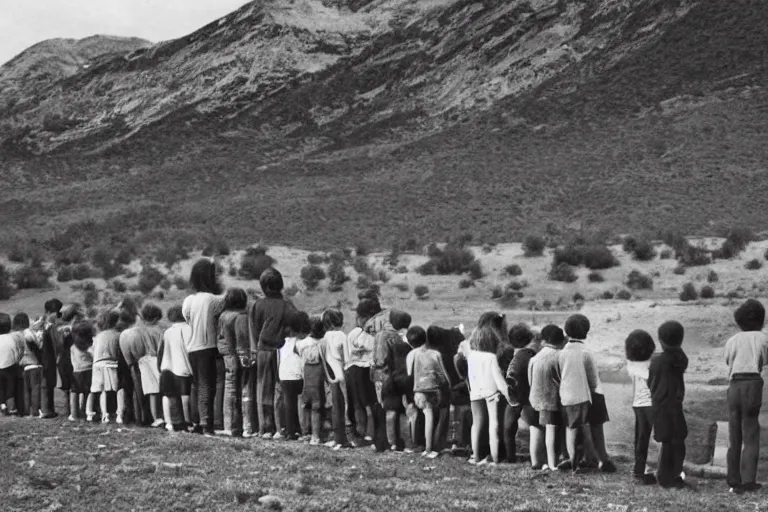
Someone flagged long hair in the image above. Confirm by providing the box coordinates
[469,326,501,354]
[477,311,509,344]
[190,258,223,295]
[97,308,120,331]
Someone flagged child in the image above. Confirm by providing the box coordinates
[91,309,123,423]
[139,304,165,427]
[529,325,566,470]
[344,299,380,444]
[248,268,294,439]
[504,323,541,464]
[159,305,194,431]
[724,299,768,494]
[466,326,512,465]
[70,321,94,421]
[216,288,249,437]
[321,309,351,449]
[407,325,451,459]
[625,330,657,484]
[14,313,43,418]
[57,304,83,419]
[0,313,23,415]
[649,320,688,489]
[296,316,326,445]
[279,310,308,440]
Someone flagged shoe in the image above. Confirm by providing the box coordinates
[151,419,165,428]
[426,451,439,459]
[67,415,76,422]
[102,416,110,424]
[203,427,215,436]
[325,441,337,448]
[116,416,124,425]
[403,448,415,454]
[743,482,762,493]
[364,436,373,443]
[41,412,58,419]
[635,474,657,485]
[468,458,479,465]
[477,458,489,466]
[729,485,745,495]
[166,424,175,432]
[309,437,321,446]
[272,432,285,441]
[599,460,618,473]
[215,429,233,437]
[242,430,257,438]
[261,432,273,440]
[556,460,573,471]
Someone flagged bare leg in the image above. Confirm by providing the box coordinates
[181,395,192,424]
[116,390,126,422]
[530,426,545,468]
[487,400,500,463]
[163,397,173,427]
[365,406,375,440]
[470,400,485,462]
[545,424,558,469]
[99,393,108,420]
[589,423,611,463]
[424,408,435,454]
[149,394,160,422]
[566,427,582,469]
[69,393,79,418]
[85,394,95,418]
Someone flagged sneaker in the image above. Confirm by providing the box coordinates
[729,485,745,495]
[67,415,76,422]
[635,473,657,485]
[390,445,399,452]
[40,412,58,419]
[151,419,165,428]
[102,416,110,424]
[556,460,573,471]
[743,482,763,493]
[403,448,415,454]
[272,432,285,441]
[242,430,257,439]
[333,443,352,451]
[166,424,175,432]
[203,426,215,436]
[261,432,273,440]
[325,440,337,448]
[215,429,234,437]
[477,458,489,466]
[468,458,479,465]
[599,460,618,473]
[309,437,321,446]
[364,436,373,443]
[116,416,124,425]
[425,451,439,459]
[86,413,95,423]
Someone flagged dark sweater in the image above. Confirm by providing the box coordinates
[506,347,536,407]
[248,296,295,352]
[218,310,249,359]
[648,347,688,442]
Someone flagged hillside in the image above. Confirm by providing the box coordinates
[1,0,768,252]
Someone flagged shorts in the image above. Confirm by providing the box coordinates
[160,370,192,398]
[71,370,92,394]
[381,372,414,412]
[91,362,119,393]
[562,402,590,428]
[345,365,376,408]
[138,356,160,395]
[587,392,610,425]
[414,390,442,410]
[539,409,563,426]
[302,364,325,409]
[520,405,540,428]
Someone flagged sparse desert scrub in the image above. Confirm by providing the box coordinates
[458,278,475,289]
[625,270,653,290]
[588,271,604,283]
[416,244,478,276]
[615,289,632,300]
[623,236,657,261]
[553,244,618,270]
[0,265,13,300]
[745,258,763,270]
[548,262,578,283]
[13,264,52,290]
[707,269,718,283]
[301,265,326,290]
[239,246,275,280]
[138,264,165,294]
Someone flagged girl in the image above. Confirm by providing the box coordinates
[407,325,451,459]
[344,299,380,444]
[14,313,43,418]
[216,288,249,436]
[159,305,194,431]
[466,326,512,465]
[182,259,226,435]
[296,316,326,445]
[70,321,94,421]
[278,310,308,440]
[90,309,123,423]
[625,329,657,485]
[321,309,350,449]
[139,303,165,428]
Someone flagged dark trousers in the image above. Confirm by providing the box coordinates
[256,350,279,434]
[23,367,42,417]
[727,375,763,487]
[503,404,522,462]
[188,348,217,430]
[658,440,686,486]
[40,364,56,416]
[0,364,20,412]
[214,356,225,430]
[330,382,349,446]
[241,365,257,434]
[282,379,303,438]
[633,406,653,475]
[128,364,148,425]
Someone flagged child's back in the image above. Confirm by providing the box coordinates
[725,330,768,378]
[93,330,120,364]
[467,349,508,401]
[528,346,561,412]
[557,341,597,407]
[279,337,304,381]
[410,345,445,393]
[161,323,193,377]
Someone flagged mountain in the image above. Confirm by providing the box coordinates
[2,0,768,252]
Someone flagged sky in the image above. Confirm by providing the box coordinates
[0,0,252,65]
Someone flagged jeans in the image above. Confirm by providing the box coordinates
[727,375,763,487]
[281,379,303,438]
[23,367,42,417]
[330,382,349,446]
[214,356,225,430]
[256,350,279,435]
[633,406,653,476]
[223,356,242,433]
[40,362,57,417]
[188,348,217,430]
[241,364,257,434]
[129,364,148,425]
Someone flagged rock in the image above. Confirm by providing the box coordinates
[258,495,283,510]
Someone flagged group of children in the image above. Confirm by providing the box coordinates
[0,257,766,493]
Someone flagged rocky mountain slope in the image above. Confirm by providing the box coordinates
[1,0,768,251]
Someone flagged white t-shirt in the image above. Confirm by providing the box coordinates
[182,292,225,353]
[467,350,509,402]
[161,323,193,377]
[279,337,304,381]
[323,331,346,382]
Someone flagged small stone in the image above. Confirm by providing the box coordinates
[258,495,282,510]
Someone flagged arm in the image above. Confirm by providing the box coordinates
[182,297,191,324]
[585,352,599,392]
[406,351,414,377]
[248,302,262,355]
[438,354,452,387]
[724,338,733,367]
[492,359,512,403]
[157,339,165,373]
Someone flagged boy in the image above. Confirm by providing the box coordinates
[279,310,308,440]
[217,288,249,437]
[159,306,194,431]
[529,324,566,470]
[504,324,541,464]
[724,299,768,493]
[39,299,63,418]
[0,312,23,415]
[625,330,657,484]
[70,321,94,421]
[649,321,688,489]
[91,309,123,423]
[296,316,326,445]
[248,268,295,439]
[321,309,351,449]
[344,299,380,445]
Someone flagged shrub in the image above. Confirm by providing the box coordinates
[160,278,172,291]
[679,282,698,302]
[202,236,231,257]
[384,245,399,268]
[54,244,86,266]
[700,285,715,299]
[355,242,369,257]
[328,260,349,291]
[673,265,687,275]
[707,269,719,283]
[301,265,326,290]
[467,261,484,280]
[601,290,615,300]
[490,286,504,299]
[523,235,546,257]
[765,248,768,261]
[284,284,300,298]
[7,241,40,264]
[228,264,237,277]
[414,285,429,299]
[714,227,754,259]
[353,257,371,276]
[400,238,420,253]
[72,263,98,281]
[587,271,604,283]
[660,249,673,259]
[377,269,391,283]
[239,253,276,280]
[416,244,477,276]
[357,275,371,290]
[631,239,657,261]
[745,259,763,270]
[114,248,133,266]
[573,293,585,303]
[626,270,653,290]
[394,282,409,293]
[548,262,578,283]
[173,276,188,291]
[616,289,632,301]
[0,265,13,300]
[459,279,475,289]
[307,253,327,265]
[554,245,618,270]
[482,244,493,254]
[677,243,711,267]
[154,243,189,269]
[395,265,408,274]
[111,279,127,293]
[542,299,552,310]
[245,245,270,257]
[504,264,523,276]
[83,286,99,308]
[57,265,74,282]
[14,264,52,290]
[507,280,525,291]
[138,265,165,294]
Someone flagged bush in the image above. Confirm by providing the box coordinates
[626,270,653,290]
[673,265,687,275]
[160,278,172,291]
[601,290,615,300]
[352,257,371,276]
[14,264,52,290]
[548,262,578,283]
[395,265,408,274]
[239,253,276,280]
[677,243,711,267]
[355,242,369,257]
[587,271,604,283]
[745,259,763,270]
[459,278,475,289]
[202,236,230,257]
[138,265,165,294]
[301,265,326,290]
[707,269,719,283]
[616,289,632,301]
[700,285,715,299]
[72,263,98,281]
[54,244,86,266]
[467,261,484,280]
[631,239,657,261]
[114,248,133,266]
[357,275,371,290]
[714,227,754,259]
[504,264,523,277]
[0,265,14,300]
[57,265,74,282]
[414,285,430,300]
[660,249,673,259]
[7,241,39,264]
[173,276,188,291]
[394,282,409,292]
[553,245,618,270]
[245,245,270,257]
[377,269,391,283]
[154,243,189,269]
[490,286,504,299]
[328,260,349,291]
[523,235,546,257]
[506,280,525,291]
[542,299,552,310]
[765,248,768,261]
[573,293,585,303]
[228,264,237,277]
[111,279,127,293]
[307,253,327,265]
[83,285,99,308]
[679,282,698,302]
[416,244,477,276]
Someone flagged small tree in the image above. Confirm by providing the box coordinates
[239,252,276,280]
[523,235,546,257]
[626,270,653,290]
[700,285,715,299]
[301,265,326,290]
[415,285,430,300]
[138,264,165,294]
[504,264,523,277]
[548,262,578,283]
[588,271,604,283]
[328,260,349,291]
[707,269,719,283]
[679,282,698,302]
[0,264,14,300]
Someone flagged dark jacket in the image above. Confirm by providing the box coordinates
[248,296,295,352]
[217,310,249,360]
[506,348,536,407]
[648,346,688,442]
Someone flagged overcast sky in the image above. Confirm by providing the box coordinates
[0,0,251,65]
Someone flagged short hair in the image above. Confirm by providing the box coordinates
[406,326,426,348]
[98,308,120,331]
[141,303,163,324]
[0,313,11,334]
[61,304,84,323]
[287,310,311,337]
[224,288,248,311]
[190,258,223,295]
[390,310,412,331]
[309,317,327,340]
[72,321,94,350]
[541,325,565,347]
[625,330,656,361]
[44,299,63,316]
[565,314,590,340]
[12,313,30,331]
[356,299,382,322]
[259,268,284,296]
[734,299,765,332]
[469,326,500,354]
[167,305,185,323]
[658,320,684,348]
[322,309,344,330]
[357,288,380,302]
[508,323,534,349]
